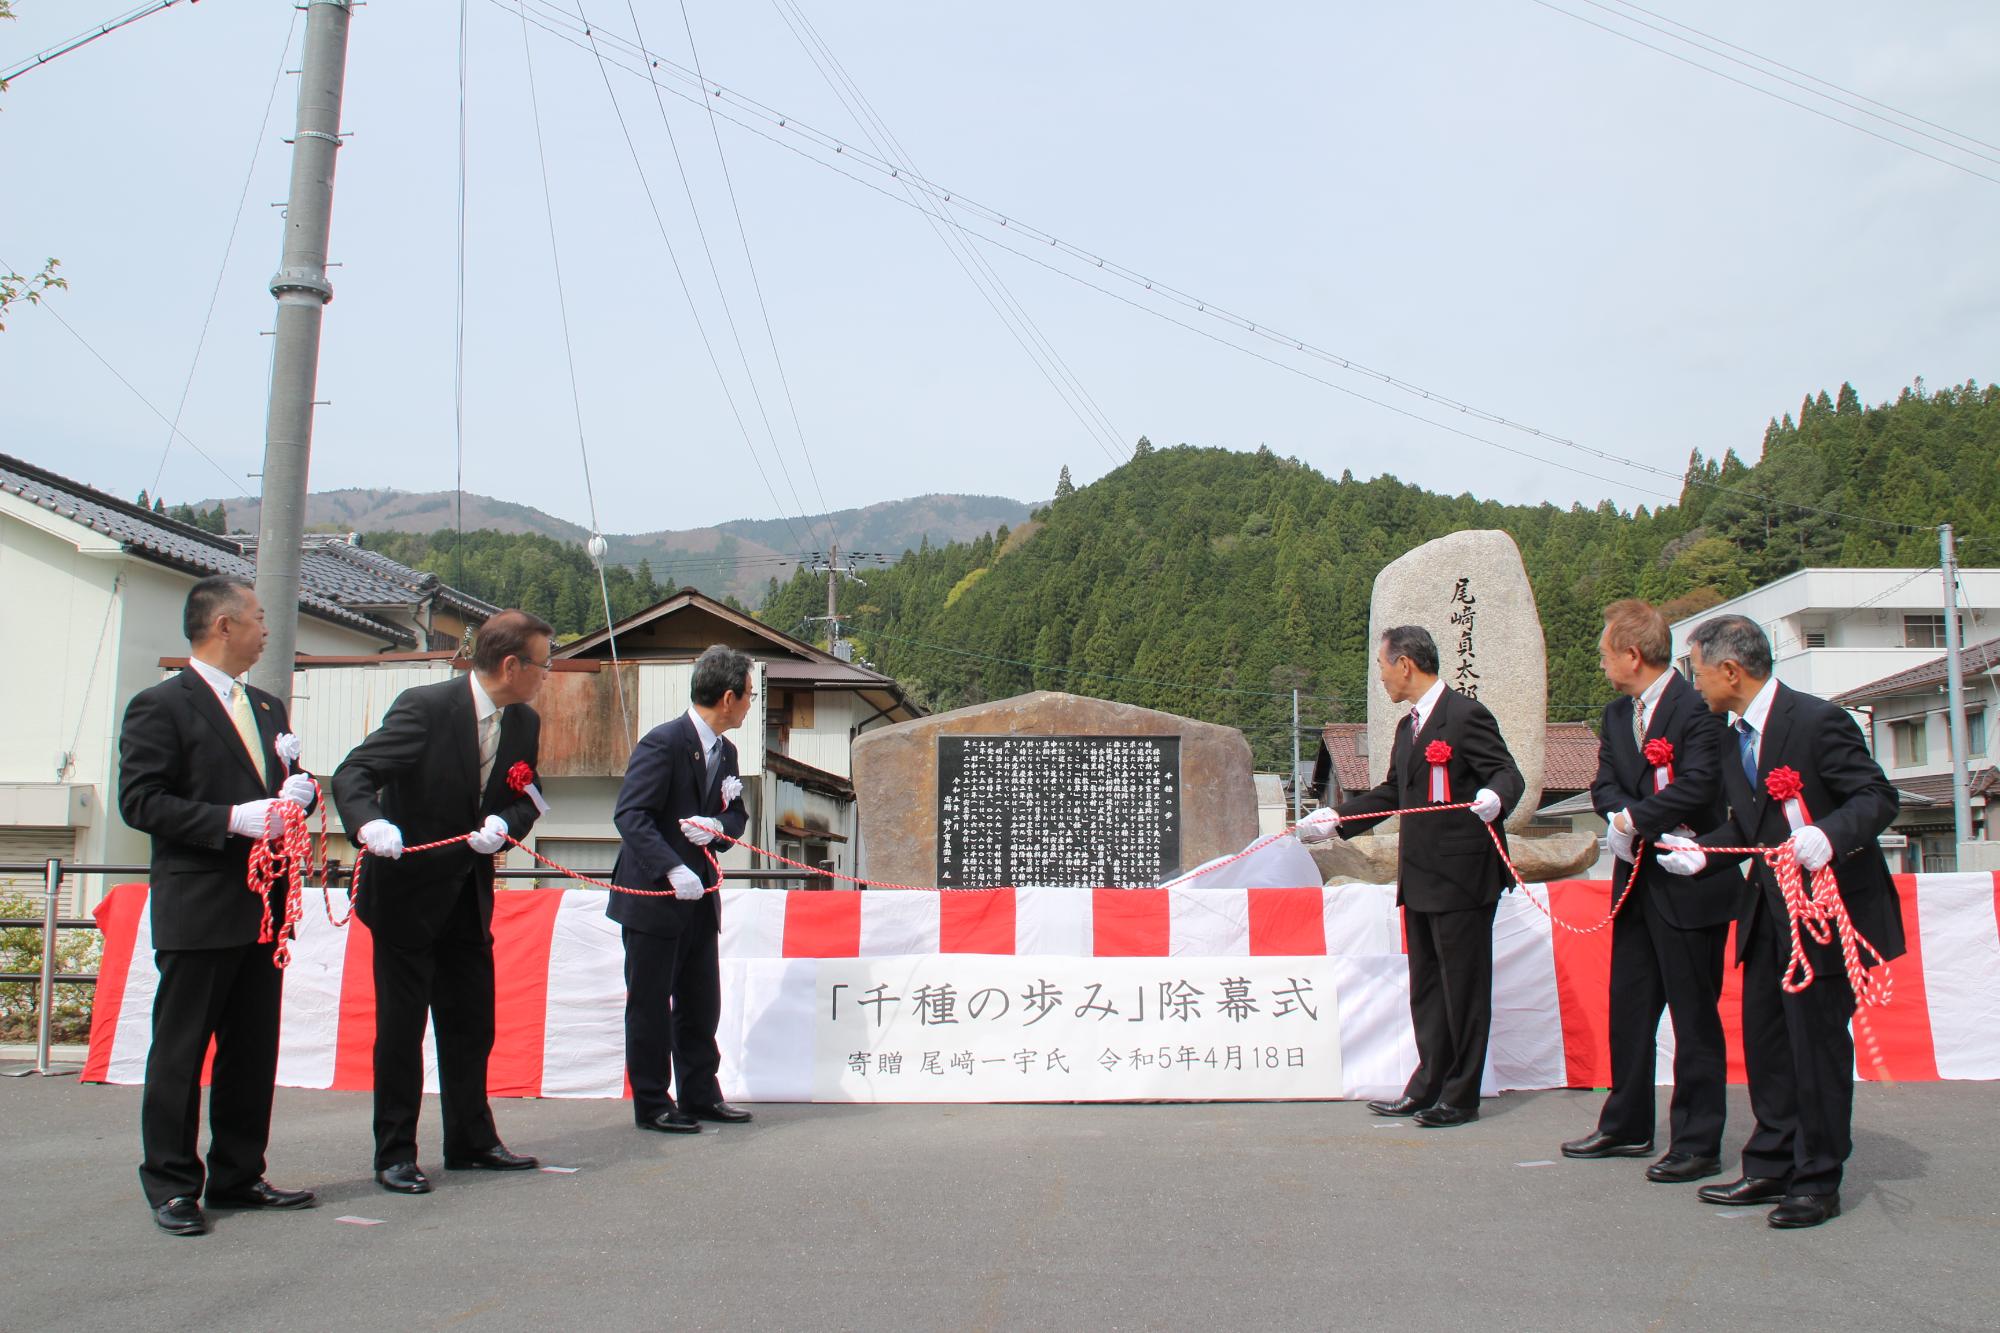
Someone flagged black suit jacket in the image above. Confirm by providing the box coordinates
[1336,685,1527,912]
[117,668,314,951]
[608,713,749,936]
[1590,670,1743,930]
[330,674,542,948]
[1697,682,1905,965]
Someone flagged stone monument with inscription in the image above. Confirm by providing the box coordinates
[852,692,1258,889]
[1310,528,1597,884]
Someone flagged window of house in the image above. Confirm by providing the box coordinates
[1967,709,1987,759]
[1902,614,1965,649]
[1890,718,1928,768]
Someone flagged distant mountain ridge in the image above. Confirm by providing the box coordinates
[199,487,1033,603]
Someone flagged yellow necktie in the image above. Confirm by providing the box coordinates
[229,684,269,786]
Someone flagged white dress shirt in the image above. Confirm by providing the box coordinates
[1729,676,1780,766]
[187,656,242,711]
[1406,679,1447,737]
[1634,668,1673,736]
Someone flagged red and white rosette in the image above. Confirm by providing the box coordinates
[508,760,551,815]
[1766,764,1808,832]
[1642,736,1674,792]
[1424,739,1453,802]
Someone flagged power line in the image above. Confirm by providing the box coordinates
[1526,0,2000,187]
[149,8,300,501]
[3,263,244,496]
[0,0,196,84]
[497,0,1954,537]
[564,0,809,552]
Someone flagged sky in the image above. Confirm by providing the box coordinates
[2,1,1996,543]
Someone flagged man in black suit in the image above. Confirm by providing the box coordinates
[331,609,552,1193]
[1656,614,1903,1229]
[117,575,320,1235]
[1560,599,1742,1184]
[1300,624,1526,1127]
[610,644,755,1134]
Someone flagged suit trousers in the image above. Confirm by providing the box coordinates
[621,912,723,1119]
[1595,884,1729,1154]
[1402,902,1496,1111]
[1737,902,1858,1195]
[370,875,500,1169]
[139,942,282,1206]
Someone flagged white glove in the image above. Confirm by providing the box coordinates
[720,775,743,806]
[1655,832,1707,877]
[1607,823,1637,864]
[1294,808,1339,844]
[466,814,509,855]
[278,773,316,808]
[680,815,723,846]
[1469,788,1503,823]
[359,819,405,860]
[1609,808,1635,837]
[668,864,706,900]
[1792,825,1833,873]
[273,732,303,767]
[228,798,283,839]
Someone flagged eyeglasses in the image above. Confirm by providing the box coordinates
[522,657,554,672]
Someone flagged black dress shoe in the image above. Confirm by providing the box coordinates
[376,1162,432,1194]
[445,1145,539,1171]
[638,1108,702,1134]
[206,1180,317,1210]
[1561,1130,1655,1159]
[1366,1095,1425,1118]
[1646,1152,1722,1184]
[153,1196,207,1236]
[687,1101,754,1124]
[1768,1193,1840,1229]
[1697,1175,1787,1205]
[1413,1104,1478,1128]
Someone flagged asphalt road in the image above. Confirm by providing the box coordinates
[3,1077,1996,1331]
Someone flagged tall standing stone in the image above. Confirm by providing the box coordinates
[1365,530,1546,831]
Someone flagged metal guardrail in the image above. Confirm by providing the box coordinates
[0,856,818,1078]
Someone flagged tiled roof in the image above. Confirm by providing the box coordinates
[1832,636,2000,706]
[1312,718,1601,800]
[2,454,494,648]
[1890,768,1997,807]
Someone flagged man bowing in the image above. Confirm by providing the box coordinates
[1561,599,1741,1184]
[331,609,552,1194]
[1300,624,1525,1128]
[610,645,755,1134]
[1657,614,1902,1229]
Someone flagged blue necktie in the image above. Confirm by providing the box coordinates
[1736,720,1758,789]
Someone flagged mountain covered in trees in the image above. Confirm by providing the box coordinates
[758,380,2000,767]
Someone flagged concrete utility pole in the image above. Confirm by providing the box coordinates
[809,546,862,661]
[1292,688,1303,822]
[250,0,354,700]
[1940,524,1973,847]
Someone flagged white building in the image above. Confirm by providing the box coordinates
[0,452,495,904]
[1668,566,2000,702]
[1831,637,1998,873]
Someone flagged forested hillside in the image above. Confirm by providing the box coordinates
[760,381,2000,766]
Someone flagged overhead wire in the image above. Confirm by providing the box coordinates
[769,0,1131,470]
[495,0,1956,537]
[453,0,471,598]
[0,0,196,84]
[513,0,628,734]
[674,0,840,557]
[1525,0,2000,188]
[566,0,812,554]
[149,7,301,502]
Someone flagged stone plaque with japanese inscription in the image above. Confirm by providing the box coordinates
[1364,529,1547,831]
[853,692,1257,890]
[936,735,1181,888]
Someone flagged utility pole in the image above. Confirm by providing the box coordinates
[1291,688,1303,822]
[250,0,354,700]
[809,545,862,661]
[1940,524,1974,848]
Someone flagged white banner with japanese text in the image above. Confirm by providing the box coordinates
[805,956,1341,1102]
